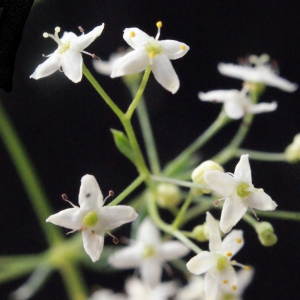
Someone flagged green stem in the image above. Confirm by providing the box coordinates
[0,100,63,245]
[173,191,194,229]
[184,201,213,224]
[109,175,145,206]
[164,111,230,176]
[236,149,287,162]
[242,213,258,228]
[82,63,124,119]
[151,174,206,189]
[256,210,300,221]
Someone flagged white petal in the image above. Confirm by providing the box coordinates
[108,244,143,268]
[220,197,248,233]
[221,230,244,257]
[60,50,83,83]
[78,175,104,210]
[46,207,82,230]
[206,212,222,253]
[248,190,277,211]
[186,251,215,275]
[60,31,78,42]
[160,40,190,59]
[262,71,298,92]
[219,266,238,293]
[152,54,179,93]
[235,268,254,295]
[234,154,252,184]
[198,90,240,103]
[125,277,147,298]
[100,206,138,230]
[224,99,245,119]
[30,53,60,79]
[111,50,149,78]
[82,230,104,262]
[160,241,189,261]
[154,281,178,299]
[247,101,277,114]
[123,28,150,50]
[204,171,237,197]
[140,259,162,288]
[70,24,104,50]
[137,218,161,245]
[204,271,220,300]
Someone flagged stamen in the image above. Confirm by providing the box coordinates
[250,207,259,220]
[43,32,49,38]
[222,280,228,284]
[107,231,119,244]
[92,53,99,60]
[61,194,77,208]
[55,27,61,33]
[66,229,77,235]
[78,26,84,33]
[155,21,162,40]
[236,237,243,243]
[130,31,135,37]
[180,45,186,50]
[244,265,251,271]
[214,200,219,206]
[104,190,114,204]
[226,252,232,257]
[156,21,162,28]
[232,285,237,291]
[231,260,250,270]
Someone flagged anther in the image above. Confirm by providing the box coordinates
[149,51,155,58]
[232,285,237,291]
[226,252,232,257]
[61,194,76,208]
[214,200,219,206]
[130,31,135,37]
[244,265,251,271]
[107,231,119,244]
[156,21,162,28]
[78,26,84,33]
[180,45,186,50]
[104,190,114,203]
[222,280,228,284]
[236,237,242,243]
[43,32,49,38]
[55,27,61,33]
[92,53,99,60]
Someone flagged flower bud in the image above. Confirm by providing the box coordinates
[192,223,209,242]
[156,183,181,208]
[255,221,277,246]
[191,160,224,195]
[285,133,300,163]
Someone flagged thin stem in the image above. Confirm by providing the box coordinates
[151,174,206,189]
[82,63,124,119]
[108,175,145,206]
[256,210,300,221]
[0,100,63,245]
[173,191,194,229]
[184,201,213,224]
[236,149,287,162]
[243,213,258,228]
[164,111,230,176]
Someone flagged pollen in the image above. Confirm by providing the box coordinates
[222,280,228,284]
[226,252,232,257]
[149,51,155,58]
[232,285,237,291]
[180,45,186,50]
[156,21,162,28]
[244,265,251,271]
[130,31,135,37]
[236,237,242,243]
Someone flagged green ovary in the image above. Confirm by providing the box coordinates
[83,212,99,227]
[222,293,235,300]
[217,255,229,271]
[236,182,251,198]
[146,40,162,57]
[58,41,70,54]
[142,246,156,258]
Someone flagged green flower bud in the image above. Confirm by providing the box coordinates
[192,223,209,242]
[285,133,300,163]
[156,183,181,208]
[255,221,277,246]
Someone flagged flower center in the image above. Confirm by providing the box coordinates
[142,245,156,258]
[217,255,229,271]
[83,212,99,227]
[146,39,162,58]
[43,26,71,54]
[58,41,71,54]
[236,182,251,198]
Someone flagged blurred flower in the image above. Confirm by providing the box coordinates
[199,88,277,119]
[156,183,181,208]
[90,289,127,300]
[175,276,205,300]
[186,212,248,300]
[218,54,297,92]
[109,217,189,288]
[111,21,190,93]
[46,174,138,262]
[204,154,277,233]
[285,133,300,163]
[30,24,104,82]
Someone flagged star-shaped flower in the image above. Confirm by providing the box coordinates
[186,212,247,300]
[175,276,205,300]
[199,88,277,119]
[111,21,190,93]
[204,154,277,233]
[108,217,189,288]
[46,174,138,262]
[218,54,298,92]
[30,24,104,82]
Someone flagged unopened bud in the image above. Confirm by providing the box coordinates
[285,133,300,163]
[255,221,277,246]
[156,183,181,208]
[192,224,209,242]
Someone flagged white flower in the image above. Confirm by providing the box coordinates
[30,24,104,82]
[175,276,205,300]
[111,21,190,94]
[90,289,127,300]
[186,212,247,300]
[125,277,177,300]
[204,154,277,233]
[218,54,298,92]
[46,174,138,262]
[109,217,189,288]
[199,88,277,119]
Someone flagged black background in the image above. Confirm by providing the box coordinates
[1,1,300,299]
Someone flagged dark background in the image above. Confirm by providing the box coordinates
[1,0,300,299]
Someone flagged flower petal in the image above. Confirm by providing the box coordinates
[221,230,244,257]
[30,53,60,80]
[140,259,162,288]
[60,50,83,83]
[261,70,298,92]
[160,40,190,59]
[198,90,240,103]
[247,190,277,211]
[154,281,178,299]
[137,218,161,245]
[82,230,104,262]
[220,197,248,233]
[123,28,151,50]
[78,174,104,211]
[206,212,222,253]
[224,99,245,119]
[111,50,149,78]
[152,54,179,93]
[219,266,238,294]
[125,277,147,298]
[46,207,82,230]
[234,154,252,184]
[108,244,143,268]
[186,251,215,275]
[204,171,237,197]
[100,206,138,230]
[70,24,104,50]
[204,270,220,300]
[247,101,277,114]
[160,241,189,261]
[235,268,254,295]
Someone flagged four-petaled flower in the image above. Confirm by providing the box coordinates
[46,174,138,262]
[218,54,298,92]
[186,212,247,300]
[30,24,104,82]
[108,217,189,288]
[204,154,277,233]
[111,21,190,94]
[199,88,277,119]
